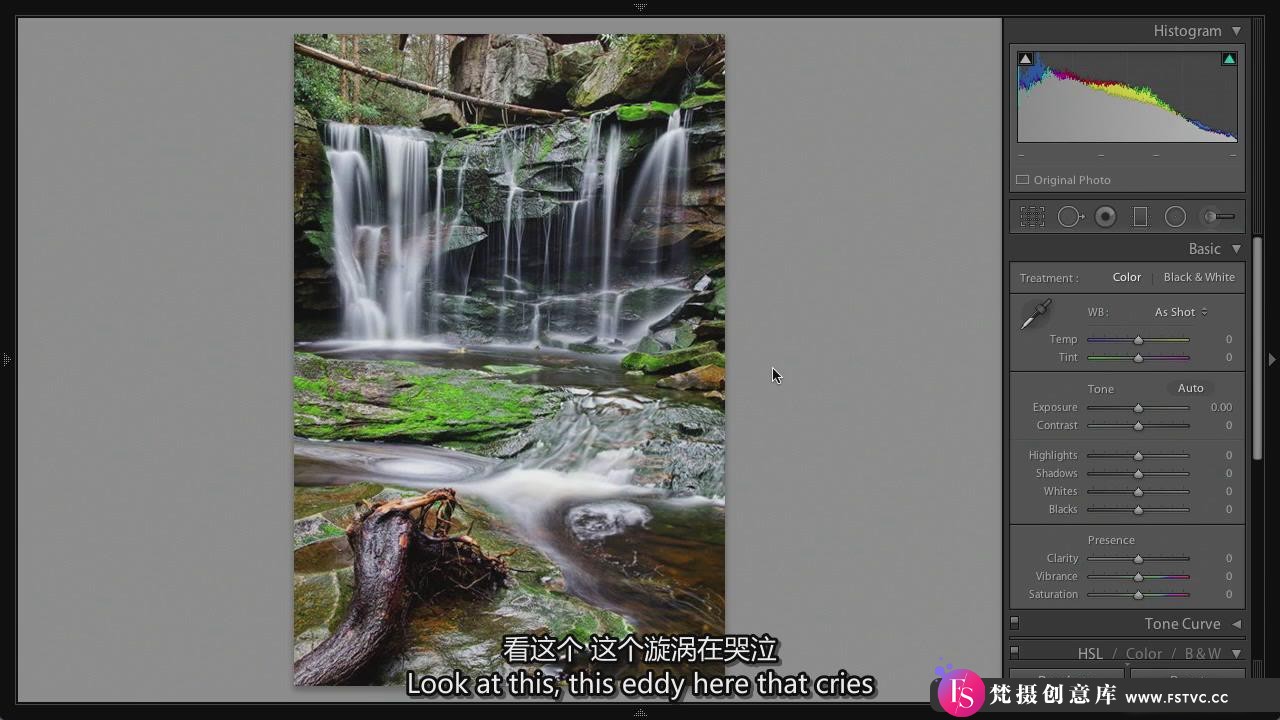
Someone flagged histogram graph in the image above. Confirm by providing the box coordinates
[1017,51,1238,143]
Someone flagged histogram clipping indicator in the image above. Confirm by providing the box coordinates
[1017,50,1237,143]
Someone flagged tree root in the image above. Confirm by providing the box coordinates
[293,488,510,686]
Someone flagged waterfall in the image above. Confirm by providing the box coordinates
[497,126,530,337]
[448,153,473,334]
[428,158,445,338]
[373,129,431,340]
[595,126,622,342]
[323,122,461,343]
[621,109,691,278]
[324,123,383,339]
[317,112,692,351]
[561,200,580,292]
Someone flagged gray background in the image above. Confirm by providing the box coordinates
[17,18,1000,701]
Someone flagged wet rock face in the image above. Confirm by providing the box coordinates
[642,404,726,497]
[418,96,465,132]
[294,106,338,317]
[482,35,556,106]
[621,341,723,374]
[449,34,561,123]
[568,34,716,110]
[549,41,604,90]
[294,106,329,231]
[656,364,725,392]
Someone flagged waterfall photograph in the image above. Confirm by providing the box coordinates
[292,33,727,686]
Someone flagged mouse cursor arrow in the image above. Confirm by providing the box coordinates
[772,368,783,384]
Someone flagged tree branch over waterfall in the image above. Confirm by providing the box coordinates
[294,41,568,121]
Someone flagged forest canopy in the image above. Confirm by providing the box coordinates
[294,33,457,126]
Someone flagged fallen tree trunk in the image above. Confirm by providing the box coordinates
[293,41,568,121]
[293,489,509,686]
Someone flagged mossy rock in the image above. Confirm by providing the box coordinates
[550,41,604,87]
[451,123,504,139]
[690,351,725,369]
[620,341,720,374]
[294,106,333,263]
[680,93,724,110]
[674,322,699,349]
[293,566,352,637]
[292,354,564,453]
[616,101,679,122]
[707,277,727,317]
[292,514,346,550]
[634,335,665,355]
[568,34,715,109]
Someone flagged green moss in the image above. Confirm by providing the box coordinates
[616,100,679,122]
[695,79,724,94]
[620,341,720,374]
[378,374,547,441]
[292,354,562,449]
[536,130,556,161]
[292,376,361,402]
[452,123,503,139]
[690,351,726,368]
[680,93,725,110]
[293,520,345,550]
[621,34,675,67]
[303,231,332,264]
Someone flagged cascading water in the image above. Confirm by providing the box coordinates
[324,123,466,343]
[621,109,691,278]
[594,126,623,342]
[320,112,693,350]
[497,127,529,335]
[456,388,725,632]
[324,123,382,338]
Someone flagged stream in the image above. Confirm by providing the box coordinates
[294,347,725,640]
[295,102,723,677]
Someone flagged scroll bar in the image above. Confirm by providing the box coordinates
[1254,236,1263,460]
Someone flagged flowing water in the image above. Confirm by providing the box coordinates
[294,377,724,636]
[305,111,719,648]
[319,113,694,351]
[622,109,691,278]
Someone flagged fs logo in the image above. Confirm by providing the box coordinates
[935,660,985,717]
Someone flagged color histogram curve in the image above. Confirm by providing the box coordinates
[1018,52,1237,143]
